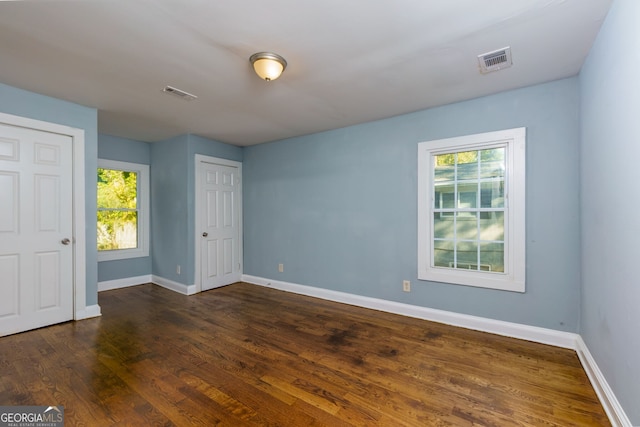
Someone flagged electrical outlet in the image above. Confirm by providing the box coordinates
[403,280,411,292]
[176,265,181,275]
[278,263,284,273]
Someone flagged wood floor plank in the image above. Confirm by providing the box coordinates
[0,282,610,426]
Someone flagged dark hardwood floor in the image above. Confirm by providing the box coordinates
[0,282,609,426]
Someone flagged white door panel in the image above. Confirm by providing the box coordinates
[0,123,73,336]
[0,172,18,232]
[199,161,241,291]
[206,239,218,277]
[0,254,19,318]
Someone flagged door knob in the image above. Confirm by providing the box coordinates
[61,238,71,245]
[202,232,208,237]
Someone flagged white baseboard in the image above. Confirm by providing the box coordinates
[242,275,577,348]
[241,274,634,427]
[152,275,197,295]
[75,304,101,320]
[575,336,633,427]
[98,274,153,292]
[98,274,197,296]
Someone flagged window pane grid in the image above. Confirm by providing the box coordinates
[432,146,506,273]
[97,207,138,213]
[97,167,140,252]
[434,208,504,212]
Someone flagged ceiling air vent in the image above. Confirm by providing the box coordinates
[162,85,197,101]
[478,47,512,74]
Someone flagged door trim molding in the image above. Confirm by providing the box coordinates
[0,112,90,321]
[194,154,243,293]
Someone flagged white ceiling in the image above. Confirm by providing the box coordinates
[0,0,611,146]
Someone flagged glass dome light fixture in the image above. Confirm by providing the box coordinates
[249,52,287,81]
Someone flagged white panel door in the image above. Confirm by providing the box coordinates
[0,123,74,336]
[200,161,241,291]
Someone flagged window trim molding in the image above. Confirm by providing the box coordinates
[418,127,526,292]
[97,159,150,262]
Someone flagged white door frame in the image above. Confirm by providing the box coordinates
[0,112,88,320]
[194,154,243,293]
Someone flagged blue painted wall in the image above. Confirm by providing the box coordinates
[99,133,151,164]
[244,77,581,332]
[97,134,152,282]
[580,0,640,423]
[151,134,242,285]
[0,83,99,305]
[150,134,189,283]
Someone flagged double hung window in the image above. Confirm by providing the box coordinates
[418,128,525,292]
[97,159,149,261]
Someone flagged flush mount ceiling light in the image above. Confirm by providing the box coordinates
[249,52,287,81]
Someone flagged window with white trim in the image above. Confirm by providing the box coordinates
[418,128,526,292]
[97,159,149,261]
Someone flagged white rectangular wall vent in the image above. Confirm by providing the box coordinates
[162,85,197,101]
[478,47,512,74]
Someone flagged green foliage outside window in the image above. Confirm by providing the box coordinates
[97,168,138,251]
[435,149,503,166]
